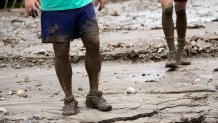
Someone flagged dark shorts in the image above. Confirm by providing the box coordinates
[41,2,99,43]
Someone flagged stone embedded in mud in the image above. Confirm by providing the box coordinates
[0,97,4,100]
[0,64,7,68]
[0,107,7,113]
[0,117,9,123]
[110,11,120,16]
[214,68,218,72]
[194,78,201,82]
[78,87,83,91]
[7,90,16,96]
[16,89,27,97]
[15,65,21,69]
[28,115,45,121]
[127,87,137,94]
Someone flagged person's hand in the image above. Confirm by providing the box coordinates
[25,0,40,18]
[94,0,107,11]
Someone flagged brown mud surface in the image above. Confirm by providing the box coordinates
[0,0,218,122]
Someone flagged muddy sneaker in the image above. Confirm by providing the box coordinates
[62,95,78,116]
[176,50,191,65]
[86,90,112,111]
[165,51,178,68]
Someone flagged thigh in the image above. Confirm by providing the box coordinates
[175,0,187,9]
[53,42,70,56]
[76,3,99,38]
[81,35,100,51]
[41,10,77,43]
[160,0,173,9]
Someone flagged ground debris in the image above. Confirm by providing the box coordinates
[16,89,28,97]
[187,24,205,29]
[177,115,205,123]
[0,34,20,46]
[127,87,137,94]
[0,107,7,114]
[0,117,9,123]
[0,34,217,67]
[144,80,158,83]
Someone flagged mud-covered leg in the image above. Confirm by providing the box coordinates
[160,0,177,68]
[81,35,101,91]
[175,1,191,65]
[53,42,78,115]
[81,34,112,111]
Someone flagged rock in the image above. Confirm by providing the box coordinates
[78,87,83,91]
[28,115,45,122]
[127,87,137,94]
[0,117,9,123]
[110,11,119,16]
[15,65,21,69]
[187,24,205,29]
[16,89,28,97]
[7,90,16,96]
[0,64,7,68]
[36,49,47,55]
[0,107,7,113]
[51,91,60,97]
[0,97,5,100]
[214,68,218,72]
[35,83,42,87]
[194,78,201,82]
[145,80,158,83]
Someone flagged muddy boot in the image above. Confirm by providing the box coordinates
[176,50,191,65]
[86,90,112,111]
[62,95,78,116]
[165,51,178,68]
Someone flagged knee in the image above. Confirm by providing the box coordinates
[55,51,69,60]
[175,8,186,16]
[83,37,100,53]
[162,6,173,16]
[53,43,70,59]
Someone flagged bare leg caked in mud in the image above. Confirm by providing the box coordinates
[53,42,78,115]
[161,0,191,68]
[175,1,191,65]
[82,35,112,111]
[161,0,177,68]
[52,34,111,115]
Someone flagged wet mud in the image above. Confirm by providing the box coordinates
[0,0,218,122]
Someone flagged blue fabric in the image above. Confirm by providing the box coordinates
[41,2,98,43]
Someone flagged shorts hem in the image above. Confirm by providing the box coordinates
[41,33,99,43]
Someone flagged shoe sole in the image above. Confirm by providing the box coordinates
[86,102,112,111]
[165,64,178,68]
[179,62,191,65]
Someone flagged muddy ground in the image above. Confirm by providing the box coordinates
[0,0,218,123]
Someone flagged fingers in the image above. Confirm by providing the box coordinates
[26,7,34,16]
[25,0,39,18]
[94,0,99,7]
[35,0,41,9]
[98,0,106,11]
